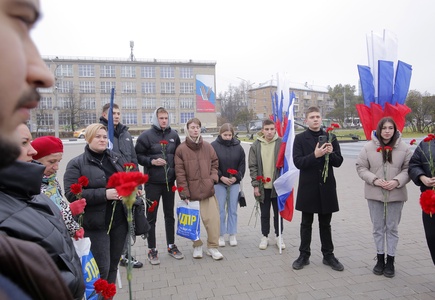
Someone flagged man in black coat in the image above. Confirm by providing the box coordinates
[135,107,183,265]
[292,106,344,271]
[100,103,144,268]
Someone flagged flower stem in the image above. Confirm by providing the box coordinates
[107,201,117,234]
[127,206,133,300]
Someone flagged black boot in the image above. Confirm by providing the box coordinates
[384,255,395,278]
[373,253,385,275]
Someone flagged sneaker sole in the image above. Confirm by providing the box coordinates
[193,254,203,259]
[259,244,268,250]
[169,253,185,260]
[322,259,344,271]
[148,258,160,265]
[206,251,223,260]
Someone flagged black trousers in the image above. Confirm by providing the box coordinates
[260,189,283,237]
[423,211,435,265]
[299,212,334,258]
[145,182,175,249]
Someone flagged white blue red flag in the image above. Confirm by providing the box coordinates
[273,92,299,222]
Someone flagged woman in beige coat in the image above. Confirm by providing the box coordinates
[356,117,412,278]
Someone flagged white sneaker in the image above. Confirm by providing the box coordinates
[259,236,269,250]
[206,248,224,260]
[229,235,237,246]
[193,246,203,259]
[219,236,225,247]
[276,235,286,250]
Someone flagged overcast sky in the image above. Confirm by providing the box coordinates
[32,0,435,95]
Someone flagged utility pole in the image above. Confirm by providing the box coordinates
[50,59,60,138]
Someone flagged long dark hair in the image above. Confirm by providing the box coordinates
[376,117,398,163]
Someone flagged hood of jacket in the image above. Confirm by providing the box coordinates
[99,116,128,137]
[256,131,279,144]
[0,160,45,199]
[151,106,172,131]
[216,135,241,147]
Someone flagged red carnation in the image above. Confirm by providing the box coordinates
[256,175,264,181]
[94,278,108,294]
[172,185,177,192]
[123,163,136,170]
[420,189,435,216]
[102,283,116,299]
[78,176,89,187]
[148,200,158,213]
[331,123,340,128]
[376,147,382,152]
[265,177,271,182]
[227,168,238,175]
[159,140,168,145]
[384,146,393,152]
[326,127,333,133]
[70,183,82,195]
[178,186,184,192]
[410,139,416,145]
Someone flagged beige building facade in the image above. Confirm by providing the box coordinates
[34,56,217,134]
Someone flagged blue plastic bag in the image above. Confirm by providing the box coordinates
[176,200,200,240]
[73,237,100,300]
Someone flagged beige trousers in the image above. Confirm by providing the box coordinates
[192,195,220,248]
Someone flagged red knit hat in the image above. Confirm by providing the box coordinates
[32,136,64,160]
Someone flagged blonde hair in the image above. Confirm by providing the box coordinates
[85,123,107,144]
[219,123,234,136]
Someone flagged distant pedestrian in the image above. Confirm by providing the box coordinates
[356,117,412,277]
[211,123,245,247]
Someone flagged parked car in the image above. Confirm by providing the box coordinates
[201,126,207,133]
[73,128,86,138]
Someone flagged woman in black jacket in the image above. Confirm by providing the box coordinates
[211,123,245,247]
[64,123,129,284]
[408,137,435,265]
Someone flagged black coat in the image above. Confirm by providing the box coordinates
[135,125,180,184]
[409,139,435,192]
[64,146,128,230]
[211,135,246,183]
[293,129,343,213]
[99,117,138,166]
[0,161,84,300]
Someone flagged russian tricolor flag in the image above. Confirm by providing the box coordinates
[274,92,299,222]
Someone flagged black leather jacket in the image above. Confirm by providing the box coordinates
[0,161,85,300]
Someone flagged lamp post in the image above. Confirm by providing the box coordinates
[236,77,255,110]
[50,59,60,138]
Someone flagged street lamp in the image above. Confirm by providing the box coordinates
[50,59,60,138]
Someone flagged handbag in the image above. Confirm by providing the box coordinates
[238,180,246,207]
[238,190,246,207]
[176,200,200,240]
[132,197,150,237]
[73,237,99,300]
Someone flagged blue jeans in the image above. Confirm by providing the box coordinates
[215,183,239,235]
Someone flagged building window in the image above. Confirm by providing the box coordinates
[100,65,115,77]
[142,82,156,94]
[160,66,174,78]
[100,82,116,94]
[39,97,52,109]
[161,98,176,109]
[122,82,136,94]
[78,64,95,77]
[142,98,156,109]
[142,112,153,125]
[121,65,136,78]
[57,81,74,93]
[122,97,137,109]
[180,67,193,79]
[81,97,96,110]
[180,112,194,124]
[169,112,176,124]
[36,113,53,126]
[80,81,96,93]
[160,82,175,94]
[58,97,73,109]
[122,112,137,125]
[80,113,97,126]
[180,82,194,94]
[180,97,194,109]
[58,112,71,126]
[55,64,73,77]
[141,66,155,78]
[100,97,111,107]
